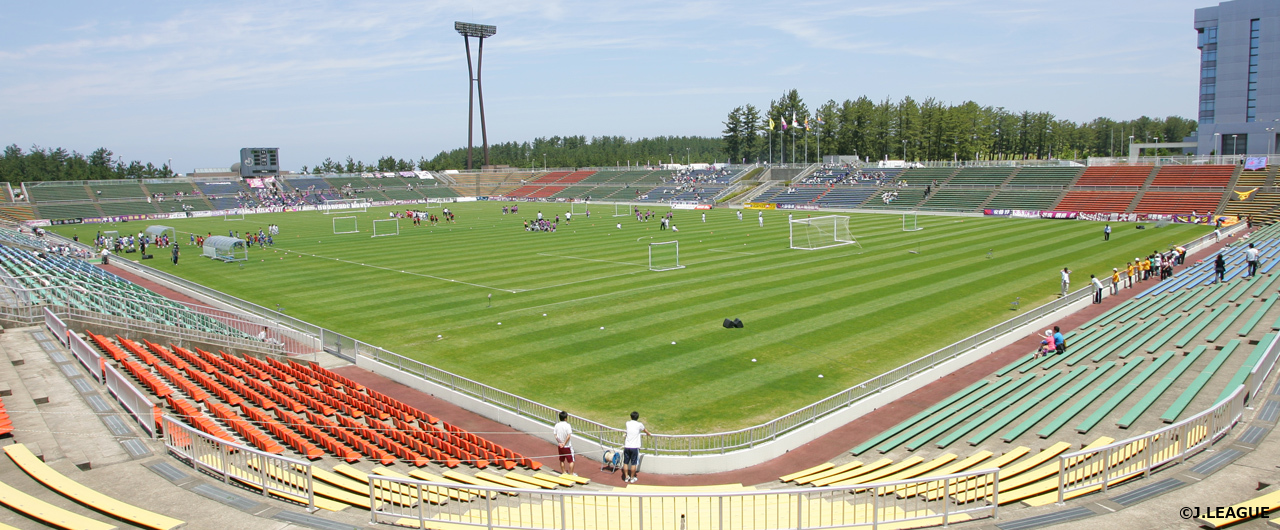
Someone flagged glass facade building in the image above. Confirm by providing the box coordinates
[1195,0,1279,155]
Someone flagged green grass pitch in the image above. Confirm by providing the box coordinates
[52,204,1210,433]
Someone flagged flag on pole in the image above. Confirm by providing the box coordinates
[780,116,787,130]
[804,118,810,131]
[768,117,775,131]
[791,112,799,129]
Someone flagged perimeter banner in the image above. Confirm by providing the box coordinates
[744,202,776,210]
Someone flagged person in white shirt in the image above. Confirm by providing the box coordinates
[622,411,651,483]
[1060,267,1072,298]
[1246,243,1261,277]
[1091,274,1104,304]
[553,411,575,475]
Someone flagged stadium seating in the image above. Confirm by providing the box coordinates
[0,205,35,223]
[556,171,596,184]
[98,201,161,216]
[897,168,955,185]
[418,186,459,198]
[984,190,1064,211]
[87,182,147,200]
[1194,487,1280,527]
[0,243,253,338]
[1234,168,1269,188]
[1223,191,1280,223]
[25,184,92,203]
[1006,167,1083,187]
[1132,192,1224,215]
[1149,165,1236,188]
[532,172,569,184]
[947,167,1014,186]
[325,177,373,189]
[1075,166,1153,187]
[1053,191,1136,213]
[86,333,543,475]
[0,478,117,530]
[4,443,186,529]
[33,203,103,220]
[815,187,877,209]
[918,189,993,211]
[861,189,926,209]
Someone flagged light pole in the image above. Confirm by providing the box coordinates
[542,153,546,171]
[902,140,907,162]
[1232,134,1239,157]
[686,148,690,166]
[1214,132,1221,162]
[455,22,498,170]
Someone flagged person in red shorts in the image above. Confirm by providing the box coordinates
[554,411,576,475]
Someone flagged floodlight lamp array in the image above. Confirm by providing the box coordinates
[454,22,497,38]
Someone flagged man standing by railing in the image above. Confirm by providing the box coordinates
[554,411,576,476]
[1060,267,1072,298]
[622,411,651,484]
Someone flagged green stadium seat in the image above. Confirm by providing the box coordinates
[1161,341,1239,423]
[1206,299,1254,342]
[971,367,1090,445]
[876,378,1013,453]
[1216,333,1276,403]
[1075,351,1175,434]
[1115,346,1204,428]
[849,379,990,455]
[1175,304,1231,348]
[934,371,1060,449]
[1035,360,1139,439]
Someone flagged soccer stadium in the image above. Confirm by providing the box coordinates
[3,1,1280,529]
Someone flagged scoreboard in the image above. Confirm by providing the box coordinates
[239,148,279,177]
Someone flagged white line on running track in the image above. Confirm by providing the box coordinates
[535,253,645,267]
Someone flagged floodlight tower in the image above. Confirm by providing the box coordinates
[455,21,497,170]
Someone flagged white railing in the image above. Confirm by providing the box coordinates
[67,331,103,383]
[162,416,318,512]
[1056,328,1279,503]
[1056,384,1247,504]
[103,363,158,437]
[369,468,1000,530]
[43,306,67,346]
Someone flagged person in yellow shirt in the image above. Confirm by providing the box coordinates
[1111,268,1121,295]
[1126,262,1136,289]
[1141,257,1152,280]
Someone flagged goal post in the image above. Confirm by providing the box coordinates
[571,201,589,215]
[649,241,684,271]
[324,198,369,214]
[224,209,244,221]
[790,215,861,250]
[614,203,631,217]
[902,212,922,232]
[372,218,399,238]
[333,216,358,235]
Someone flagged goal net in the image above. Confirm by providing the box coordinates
[333,216,358,235]
[790,215,860,250]
[571,201,589,215]
[902,212,922,232]
[614,203,632,217]
[324,198,369,214]
[649,241,684,271]
[224,209,244,221]
[372,218,399,238]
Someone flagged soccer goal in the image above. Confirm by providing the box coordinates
[902,212,922,232]
[571,201,589,215]
[790,215,861,250]
[224,209,244,221]
[649,241,684,271]
[372,218,399,238]
[614,203,632,217]
[333,216,358,235]
[324,198,368,214]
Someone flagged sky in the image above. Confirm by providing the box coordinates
[2,0,1212,172]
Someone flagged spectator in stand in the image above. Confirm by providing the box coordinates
[1091,274,1104,304]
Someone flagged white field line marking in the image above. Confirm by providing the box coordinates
[279,248,524,293]
[535,252,645,267]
